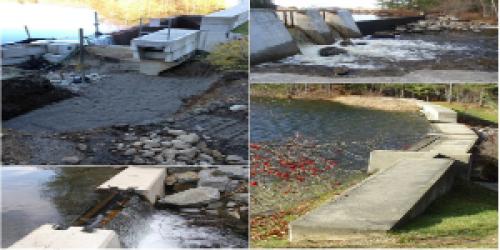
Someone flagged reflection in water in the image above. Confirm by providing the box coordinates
[1,167,119,247]
[251,97,430,170]
[0,0,229,43]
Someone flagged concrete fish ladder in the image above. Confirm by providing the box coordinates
[131,0,249,75]
[289,100,478,242]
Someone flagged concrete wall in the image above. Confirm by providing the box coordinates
[292,9,336,44]
[10,225,120,248]
[198,0,249,51]
[250,9,299,65]
[324,9,362,38]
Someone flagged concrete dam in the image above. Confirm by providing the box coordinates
[250,7,423,64]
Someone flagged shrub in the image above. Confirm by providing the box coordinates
[206,38,248,70]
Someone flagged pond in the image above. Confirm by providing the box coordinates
[1,167,247,248]
[251,97,430,170]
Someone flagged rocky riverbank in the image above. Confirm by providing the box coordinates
[159,166,249,234]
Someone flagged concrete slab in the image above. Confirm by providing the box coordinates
[9,224,120,248]
[250,9,299,64]
[97,167,166,204]
[293,9,336,44]
[289,158,455,241]
[131,28,199,63]
[138,59,181,76]
[432,123,478,137]
[368,150,439,173]
[420,103,457,123]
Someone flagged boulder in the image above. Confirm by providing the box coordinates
[178,133,200,145]
[198,169,231,191]
[318,47,347,57]
[158,187,220,207]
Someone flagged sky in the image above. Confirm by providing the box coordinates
[274,0,379,9]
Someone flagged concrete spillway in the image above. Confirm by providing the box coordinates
[9,225,121,248]
[289,101,478,242]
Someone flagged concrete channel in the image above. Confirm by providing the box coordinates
[289,101,479,242]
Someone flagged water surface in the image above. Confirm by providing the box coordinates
[251,97,430,169]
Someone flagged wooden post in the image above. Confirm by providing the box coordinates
[290,11,294,27]
[24,25,31,39]
[283,11,288,27]
[167,18,172,40]
[94,12,100,37]
[79,28,85,83]
[447,83,453,103]
[139,18,143,35]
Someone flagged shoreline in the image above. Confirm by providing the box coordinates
[251,92,421,112]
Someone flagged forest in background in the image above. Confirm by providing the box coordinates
[9,0,226,24]
[251,84,498,108]
[378,0,498,18]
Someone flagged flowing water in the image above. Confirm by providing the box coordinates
[1,167,247,248]
[251,97,430,170]
[268,31,497,72]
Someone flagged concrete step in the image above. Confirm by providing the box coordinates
[97,167,166,204]
[9,224,120,248]
[289,158,455,242]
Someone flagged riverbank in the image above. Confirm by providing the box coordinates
[251,87,420,112]
[2,46,248,165]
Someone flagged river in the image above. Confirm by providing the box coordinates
[1,167,247,248]
[251,97,430,170]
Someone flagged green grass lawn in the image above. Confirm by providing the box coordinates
[232,22,248,35]
[252,180,498,248]
[434,102,498,124]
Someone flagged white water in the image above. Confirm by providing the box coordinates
[278,38,470,69]
[134,211,246,248]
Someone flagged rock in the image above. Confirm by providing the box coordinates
[212,150,224,161]
[333,66,350,76]
[318,46,347,57]
[168,129,186,136]
[116,143,125,150]
[232,193,249,204]
[177,147,198,159]
[198,170,231,191]
[141,150,155,158]
[225,155,246,165]
[62,156,80,164]
[123,134,138,141]
[154,155,165,163]
[143,140,161,149]
[216,166,248,180]
[178,133,200,145]
[132,156,145,164]
[172,140,190,150]
[123,148,137,156]
[162,149,177,161]
[132,141,143,147]
[199,154,215,164]
[180,208,201,213]
[165,175,177,185]
[76,143,87,151]
[165,118,175,123]
[355,42,368,45]
[175,171,199,184]
[207,201,224,209]
[227,201,237,208]
[227,209,240,220]
[339,39,354,46]
[158,187,220,207]
[160,141,173,147]
[229,105,247,112]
